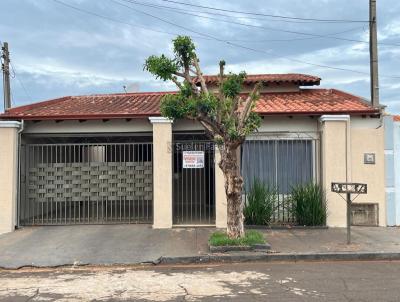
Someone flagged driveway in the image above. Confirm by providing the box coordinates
[0,225,212,269]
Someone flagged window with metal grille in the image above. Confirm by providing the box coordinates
[241,138,317,194]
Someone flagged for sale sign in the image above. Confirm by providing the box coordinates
[182,151,205,168]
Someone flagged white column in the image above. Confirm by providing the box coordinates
[319,115,350,227]
[149,117,173,228]
[0,121,21,235]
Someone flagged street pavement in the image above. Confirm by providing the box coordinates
[0,261,400,301]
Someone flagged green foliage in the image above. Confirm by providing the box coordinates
[209,230,265,246]
[160,92,218,120]
[291,183,327,226]
[242,112,262,136]
[143,54,178,81]
[173,36,196,67]
[222,72,246,98]
[244,179,276,225]
[145,35,262,148]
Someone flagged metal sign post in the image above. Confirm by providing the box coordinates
[331,183,368,244]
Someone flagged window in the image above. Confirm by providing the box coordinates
[241,139,315,194]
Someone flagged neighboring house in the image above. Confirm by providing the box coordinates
[384,115,400,226]
[0,74,386,234]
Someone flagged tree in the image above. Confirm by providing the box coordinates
[144,36,261,238]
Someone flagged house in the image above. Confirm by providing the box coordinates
[384,115,400,226]
[0,73,386,234]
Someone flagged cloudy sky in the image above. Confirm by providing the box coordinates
[0,0,399,113]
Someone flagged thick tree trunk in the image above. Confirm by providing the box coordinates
[219,143,245,239]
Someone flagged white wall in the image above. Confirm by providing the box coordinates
[23,119,152,134]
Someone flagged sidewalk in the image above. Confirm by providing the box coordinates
[0,225,400,269]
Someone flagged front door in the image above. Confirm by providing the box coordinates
[173,139,215,225]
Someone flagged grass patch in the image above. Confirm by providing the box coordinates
[209,230,265,247]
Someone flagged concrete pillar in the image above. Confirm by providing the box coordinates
[0,121,21,235]
[149,117,173,228]
[215,147,227,229]
[394,120,400,225]
[384,116,395,226]
[319,115,350,227]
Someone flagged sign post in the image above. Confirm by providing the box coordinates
[331,182,367,244]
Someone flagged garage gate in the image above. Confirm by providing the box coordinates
[19,140,153,225]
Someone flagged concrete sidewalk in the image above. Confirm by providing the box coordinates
[265,227,400,253]
[1,225,400,268]
[0,225,213,269]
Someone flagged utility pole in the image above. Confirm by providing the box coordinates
[1,42,11,110]
[369,0,379,108]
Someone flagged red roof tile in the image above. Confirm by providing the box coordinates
[254,89,377,115]
[197,73,321,86]
[0,89,378,120]
[394,115,400,122]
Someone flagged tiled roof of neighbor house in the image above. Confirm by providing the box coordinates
[196,73,321,86]
[0,88,379,120]
[394,115,400,122]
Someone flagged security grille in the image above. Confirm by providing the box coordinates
[173,140,215,225]
[20,142,153,225]
[241,132,320,224]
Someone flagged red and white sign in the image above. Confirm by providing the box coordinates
[182,151,205,168]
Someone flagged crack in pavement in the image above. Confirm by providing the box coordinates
[178,284,190,301]
[25,288,39,302]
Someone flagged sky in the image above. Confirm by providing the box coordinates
[0,0,399,114]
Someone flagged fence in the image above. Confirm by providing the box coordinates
[20,142,153,225]
[241,132,320,224]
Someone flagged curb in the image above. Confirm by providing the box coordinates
[209,243,271,253]
[245,225,329,230]
[156,251,400,265]
[2,252,400,270]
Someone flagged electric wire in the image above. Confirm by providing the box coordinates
[157,0,369,23]
[109,0,400,79]
[120,0,400,47]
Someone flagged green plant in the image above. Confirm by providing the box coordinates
[291,183,327,226]
[209,230,265,246]
[243,179,275,225]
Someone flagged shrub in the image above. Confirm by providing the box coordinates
[243,179,275,225]
[209,230,265,246]
[291,183,327,226]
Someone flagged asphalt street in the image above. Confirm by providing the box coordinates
[0,261,399,301]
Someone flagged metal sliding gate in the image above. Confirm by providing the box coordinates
[20,142,153,225]
[173,141,215,225]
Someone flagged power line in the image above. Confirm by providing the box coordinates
[109,0,400,79]
[120,0,400,47]
[50,0,213,41]
[157,0,369,23]
[118,0,346,24]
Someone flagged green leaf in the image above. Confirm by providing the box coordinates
[144,55,178,81]
[222,72,246,98]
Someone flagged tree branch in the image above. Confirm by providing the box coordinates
[238,82,261,129]
[217,60,226,124]
[171,76,183,90]
[192,56,209,95]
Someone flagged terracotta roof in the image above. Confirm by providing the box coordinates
[196,73,321,86]
[0,89,378,120]
[254,89,377,115]
[394,115,400,122]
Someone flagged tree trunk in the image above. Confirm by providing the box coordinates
[219,143,245,239]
